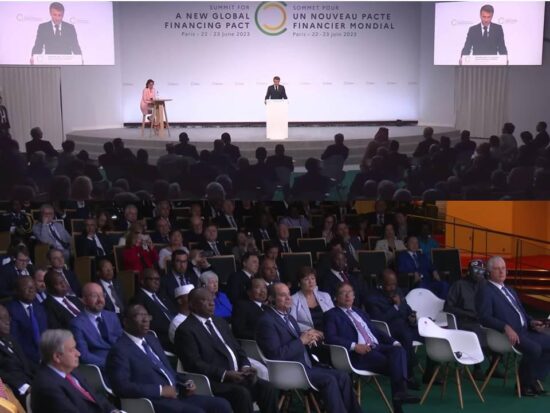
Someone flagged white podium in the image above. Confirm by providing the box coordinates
[266,99,288,140]
[461,54,508,66]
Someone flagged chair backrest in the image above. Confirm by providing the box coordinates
[264,359,318,391]
[121,398,155,413]
[175,362,214,397]
[34,243,50,269]
[281,252,313,285]
[328,344,354,373]
[406,288,445,321]
[0,231,10,254]
[483,327,519,355]
[207,255,236,285]
[75,364,113,396]
[371,320,391,336]
[445,312,458,330]
[113,245,125,273]
[238,339,265,364]
[297,238,326,259]
[74,256,95,286]
[71,219,86,234]
[217,228,237,244]
[358,251,386,280]
[418,317,448,339]
[445,329,485,365]
[117,270,137,305]
[367,236,381,251]
[287,227,302,242]
[432,248,462,284]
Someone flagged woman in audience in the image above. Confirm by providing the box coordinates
[319,213,336,243]
[200,270,232,321]
[375,223,406,267]
[122,224,159,274]
[158,229,189,271]
[140,78,157,125]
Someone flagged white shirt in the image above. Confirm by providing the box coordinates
[338,306,380,350]
[330,269,345,282]
[140,288,171,314]
[51,21,63,35]
[168,313,188,344]
[87,234,105,255]
[481,23,491,36]
[51,295,79,315]
[488,280,526,326]
[85,310,103,336]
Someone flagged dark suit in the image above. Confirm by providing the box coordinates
[397,251,449,299]
[0,335,36,406]
[266,154,294,171]
[461,23,507,56]
[231,299,265,340]
[275,238,298,254]
[43,295,85,329]
[59,268,83,297]
[31,365,114,413]
[264,85,288,100]
[31,21,82,55]
[321,144,349,160]
[98,279,125,315]
[6,300,48,364]
[476,282,550,387]
[324,306,408,399]
[251,226,276,246]
[197,240,230,256]
[256,307,362,413]
[25,139,58,160]
[176,314,278,413]
[106,332,232,413]
[75,233,113,259]
[70,310,123,368]
[226,270,254,305]
[223,143,241,164]
[215,214,241,230]
[150,231,170,245]
[291,172,333,198]
[174,142,199,160]
[0,263,34,297]
[132,288,176,350]
[161,270,198,308]
[321,269,365,308]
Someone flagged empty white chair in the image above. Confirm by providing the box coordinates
[406,288,447,327]
[418,317,485,409]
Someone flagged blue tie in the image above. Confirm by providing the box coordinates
[279,311,312,367]
[28,305,40,346]
[142,339,176,385]
[96,316,110,343]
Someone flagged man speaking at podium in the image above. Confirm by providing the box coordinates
[460,4,507,58]
[264,76,288,103]
[30,2,82,64]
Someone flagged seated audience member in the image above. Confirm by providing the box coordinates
[47,247,82,297]
[397,236,449,299]
[375,224,406,267]
[231,278,267,340]
[185,215,205,244]
[95,259,124,316]
[150,216,171,245]
[25,127,58,161]
[256,283,363,413]
[0,247,32,298]
[175,288,278,413]
[393,211,409,242]
[32,204,72,261]
[0,304,37,407]
[174,132,199,160]
[315,213,336,243]
[321,251,365,308]
[231,231,259,264]
[132,268,176,351]
[266,143,294,172]
[366,200,394,230]
[187,249,213,281]
[258,257,281,287]
[96,210,114,234]
[32,267,48,303]
[115,204,139,231]
[0,376,26,413]
[220,132,241,164]
[6,278,48,365]
[70,283,123,369]
[500,122,518,163]
[334,221,361,270]
[250,212,276,245]
[162,250,197,308]
[279,203,311,236]
[417,223,439,263]
[321,133,349,160]
[154,200,177,229]
[200,271,232,321]
[168,285,194,344]
[291,267,334,333]
[275,222,297,253]
[43,270,84,329]
[106,304,232,413]
[476,256,550,396]
[324,283,419,413]
[31,329,120,413]
[454,130,476,157]
[226,252,260,305]
[158,230,189,272]
[75,218,113,260]
[533,121,549,150]
[215,200,241,230]
[412,127,438,159]
[122,228,158,274]
[290,157,332,197]
[197,223,230,256]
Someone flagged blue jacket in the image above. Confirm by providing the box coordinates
[6,299,48,364]
[397,250,433,280]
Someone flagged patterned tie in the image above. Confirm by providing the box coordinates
[142,339,176,385]
[62,297,80,317]
[28,304,41,346]
[346,309,374,346]
[65,374,95,403]
[501,286,526,326]
[340,271,350,283]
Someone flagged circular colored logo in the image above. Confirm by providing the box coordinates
[255,2,287,36]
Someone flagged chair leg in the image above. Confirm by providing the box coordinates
[441,363,450,400]
[355,377,361,404]
[293,389,303,404]
[304,394,311,413]
[537,380,544,392]
[420,366,441,405]
[464,366,485,402]
[515,359,521,398]
[277,393,286,411]
[456,367,464,409]
[141,115,146,136]
[503,353,510,387]
[372,376,393,413]
[308,393,322,413]
[480,355,500,394]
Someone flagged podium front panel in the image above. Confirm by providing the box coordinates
[266,100,288,140]
[461,55,507,66]
[33,54,83,65]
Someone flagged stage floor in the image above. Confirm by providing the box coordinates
[68,125,459,166]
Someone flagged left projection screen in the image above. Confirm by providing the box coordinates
[0,1,114,65]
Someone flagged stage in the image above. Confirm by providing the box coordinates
[68,125,460,167]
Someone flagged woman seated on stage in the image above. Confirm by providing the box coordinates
[140,78,157,126]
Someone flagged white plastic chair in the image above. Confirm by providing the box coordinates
[372,319,424,372]
[238,339,266,365]
[26,393,32,413]
[76,364,114,396]
[176,360,214,397]
[328,344,393,413]
[445,312,458,330]
[418,317,485,409]
[121,398,155,413]
[406,288,447,327]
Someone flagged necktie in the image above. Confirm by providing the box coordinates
[152,294,172,320]
[142,339,176,385]
[205,320,237,370]
[346,309,374,346]
[229,216,237,229]
[49,223,67,248]
[340,271,350,283]
[108,284,123,313]
[62,297,80,317]
[54,24,60,37]
[275,85,278,92]
[501,286,526,326]
[483,26,488,38]
[96,316,110,343]
[279,313,312,367]
[378,214,384,225]
[283,241,289,253]
[261,229,269,240]
[65,374,95,403]
[413,253,420,269]
[177,274,186,286]
[210,242,220,256]
[28,305,41,346]
[94,236,105,256]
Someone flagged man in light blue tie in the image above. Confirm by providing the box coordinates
[477,256,550,396]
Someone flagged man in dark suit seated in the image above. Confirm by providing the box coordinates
[6,277,48,365]
[70,283,123,369]
[275,222,297,254]
[412,127,438,159]
[185,216,205,244]
[460,4,507,59]
[150,216,171,244]
[256,283,363,413]
[0,304,36,407]
[0,247,33,298]
[214,200,241,230]
[324,283,419,413]
[175,288,278,413]
[264,76,288,101]
[75,218,113,260]
[476,256,550,396]
[33,267,48,304]
[334,222,361,270]
[0,94,10,137]
[96,259,125,316]
[232,278,267,340]
[321,251,365,308]
[174,132,199,160]
[266,144,294,172]
[321,133,349,161]
[46,247,82,297]
[31,329,120,413]
[197,223,229,257]
[162,250,199,308]
[397,236,449,299]
[131,268,176,351]
[43,269,84,329]
[221,132,241,164]
[250,212,276,246]
[24,127,58,161]
[290,158,333,198]
[106,303,232,413]
[226,252,259,305]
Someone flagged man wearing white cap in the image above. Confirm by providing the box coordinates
[168,284,194,344]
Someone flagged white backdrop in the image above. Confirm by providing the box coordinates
[119,1,420,123]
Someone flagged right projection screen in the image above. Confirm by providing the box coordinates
[434,1,545,66]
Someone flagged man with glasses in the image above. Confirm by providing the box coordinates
[0,248,33,298]
[32,204,72,261]
[162,250,198,308]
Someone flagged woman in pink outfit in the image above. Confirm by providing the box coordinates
[140,78,156,119]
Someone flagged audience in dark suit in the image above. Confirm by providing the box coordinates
[266,144,294,172]
[75,218,113,259]
[197,223,230,256]
[174,132,199,160]
[47,247,82,297]
[43,270,84,329]
[321,251,365,308]
[0,248,33,298]
[161,250,198,308]
[412,127,438,159]
[291,157,333,198]
[221,132,241,164]
[95,259,125,316]
[231,278,267,340]
[25,127,58,161]
[321,133,349,160]
[226,253,259,305]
